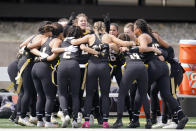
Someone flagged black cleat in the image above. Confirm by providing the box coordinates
[151,115,157,124]
[176,116,188,129]
[112,119,123,128]
[145,119,152,129]
[127,120,140,128]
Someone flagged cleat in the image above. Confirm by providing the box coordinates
[29,116,37,125]
[45,122,59,128]
[152,122,167,128]
[176,116,188,129]
[51,115,58,124]
[18,117,34,126]
[103,122,110,128]
[61,115,70,128]
[37,121,45,127]
[57,111,63,119]
[112,119,123,128]
[81,121,90,128]
[72,120,79,128]
[89,114,94,126]
[77,112,83,124]
[163,122,177,129]
[145,119,152,129]
[127,120,140,128]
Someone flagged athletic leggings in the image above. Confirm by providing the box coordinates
[17,57,37,118]
[84,60,111,122]
[57,59,80,120]
[117,61,150,120]
[147,58,184,120]
[7,60,18,91]
[31,62,57,122]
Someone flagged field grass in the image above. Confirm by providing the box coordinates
[0,117,196,129]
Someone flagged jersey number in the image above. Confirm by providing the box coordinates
[63,52,71,59]
[130,53,140,59]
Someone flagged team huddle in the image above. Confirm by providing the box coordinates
[7,12,188,129]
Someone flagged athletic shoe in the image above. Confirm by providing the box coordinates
[145,119,152,129]
[72,120,79,128]
[37,121,45,127]
[9,113,16,122]
[127,120,140,128]
[29,116,37,125]
[51,115,58,124]
[103,122,110,128]
[81,121,90,128]
[176,116,189,129]
[112,119,123,128]
[89,114,94,126]
[157,116,162,123]
[45,122,58,128]
[61,115,70,128]
[163,122,177,129]
[97,115,103,125]
[18,117,34,126]
[77,112,83,124]
[57,111,63,119]
[152,122,167,128]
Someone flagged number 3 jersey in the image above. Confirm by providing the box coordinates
[59,37,80,61]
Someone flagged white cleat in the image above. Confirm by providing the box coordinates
[157,116,162,123]
[51,115,58,124]
[29,116,37,125]
[57,111,63,119]
[162,122,177,129]
[37,121,45,127]
[72,120,79,128]
[89,114,94,126]
[45,122,59,128]
[18,117,34,126]
[77,112,83,124]
[61,115,70,128]
[152,122,167,128]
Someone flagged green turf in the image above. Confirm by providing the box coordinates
[0,117,196,128]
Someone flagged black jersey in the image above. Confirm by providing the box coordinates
[89,34,109,63]
[141,38,159,63]
[23,35,37,59]
[59,37,80,61]
[78,29,92,64]
[124,47,142,62]
[39,37,58,65]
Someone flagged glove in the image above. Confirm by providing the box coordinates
[40,52,49,59]
[67,12,77,26]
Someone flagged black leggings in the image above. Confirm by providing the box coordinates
[57,60,80,120]
[147,59,184,119]
[84,61,111,122]
[18,58,37,118]
[31,62,57,122]
[117,61,150,119]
